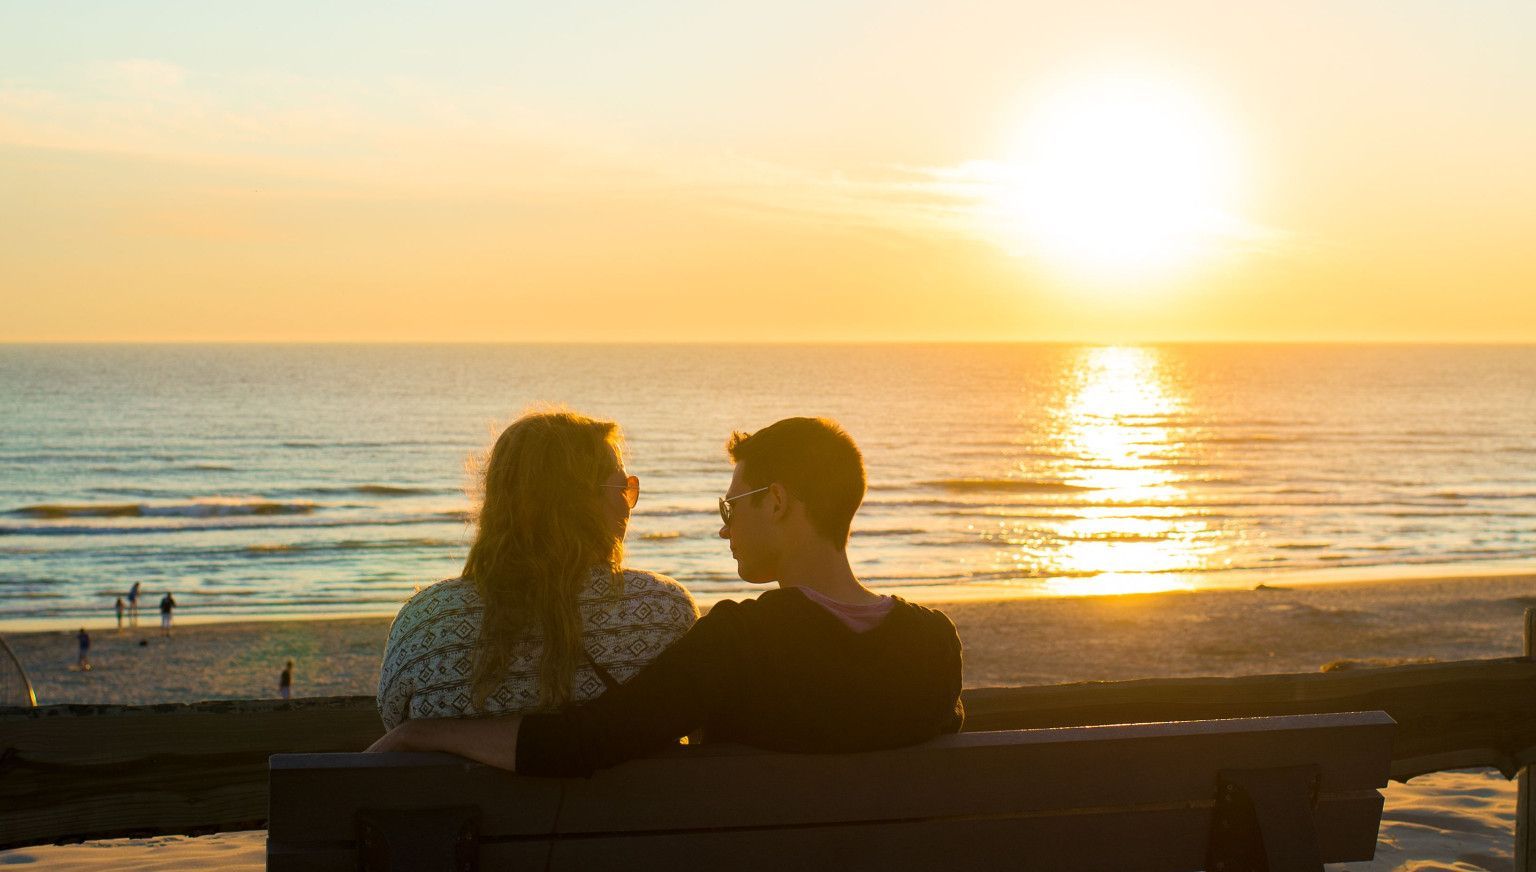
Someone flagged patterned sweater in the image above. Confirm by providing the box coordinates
[377,568,697,729]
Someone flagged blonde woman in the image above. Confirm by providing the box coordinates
[377,411,697,729]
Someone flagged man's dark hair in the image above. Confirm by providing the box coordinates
[727,417,866,545]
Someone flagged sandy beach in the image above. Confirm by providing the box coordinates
[6,571,1536,870]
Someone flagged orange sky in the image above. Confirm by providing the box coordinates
[2,2,1534,342]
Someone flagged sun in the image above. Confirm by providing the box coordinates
[989,74,1244,284]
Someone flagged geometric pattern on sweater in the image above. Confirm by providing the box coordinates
[377,567,697,730]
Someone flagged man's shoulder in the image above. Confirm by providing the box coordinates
[884,597,960,640]
[888,596,956,624]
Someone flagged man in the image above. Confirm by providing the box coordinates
[369,417,963,775]
[76,627,91,671]
[159,591,176,637]
[279,659,294,700]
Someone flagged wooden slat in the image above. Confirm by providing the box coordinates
[551,714,1392,833]
[268,753,563,842]
[541,798,1385,872]
[264,799,1386,872]
[268,843,553,872]
[5,656,1536,847]
[0,697,380,848]
[268,716,1390,871]
[962,657,1536,780]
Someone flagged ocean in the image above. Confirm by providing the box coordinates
[2,344,1534,629]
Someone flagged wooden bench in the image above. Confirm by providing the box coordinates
[269,711,1394,872]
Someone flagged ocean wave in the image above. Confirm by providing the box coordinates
[10,503,143,519]
[90,486,171,497]
[0,452,122,464]
[0,515,456,537]
[9,500,316,519]
[853,528,928,538]
[1430,490,1536,501]
[866,498,988,510]
[296,484,440,497]
[925,479,1097,494]
[244,537,457,555]
[1058,533,1168,543]
[640,531,682,541]
[81,460,233,472]
[1182,477,1250,488]
[937,510,1083,520]
[281,439,455,450]
[247,543,300,553]
[1201,434,1301,444]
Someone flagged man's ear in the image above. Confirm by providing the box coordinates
[767,482,791,520]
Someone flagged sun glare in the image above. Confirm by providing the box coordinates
[992,75,1243,283]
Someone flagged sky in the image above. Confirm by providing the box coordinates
[2,1,1533,342]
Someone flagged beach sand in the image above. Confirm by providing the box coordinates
[6,572,1535,870]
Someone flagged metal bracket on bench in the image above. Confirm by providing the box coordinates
[356,806,481,872]
[1207,764,1323,872]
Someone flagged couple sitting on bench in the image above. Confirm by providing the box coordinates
[370,412,964,775]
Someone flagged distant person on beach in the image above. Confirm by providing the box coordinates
[76,628,91,670]
[279,659,294,700]
[127,582,140,627]
[159,592,176,636]
[375,410,698,730]
[115,597,124,632]
[371,416,964,777]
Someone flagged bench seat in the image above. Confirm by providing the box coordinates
[269,711,1395,871]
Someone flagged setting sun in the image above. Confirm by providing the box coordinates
[991,74,1245,283]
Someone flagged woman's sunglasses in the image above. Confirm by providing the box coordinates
[601,475,641,508]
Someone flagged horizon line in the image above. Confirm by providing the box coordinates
[4,338,1536,347]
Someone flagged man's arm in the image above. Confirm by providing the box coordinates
[368,602,740,777]
[367,714,523,771]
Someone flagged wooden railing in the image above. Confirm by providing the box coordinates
[5,655,1536,852]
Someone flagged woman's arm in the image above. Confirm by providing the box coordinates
[366,715,524,772]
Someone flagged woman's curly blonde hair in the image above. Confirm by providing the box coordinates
[463,409,624,710]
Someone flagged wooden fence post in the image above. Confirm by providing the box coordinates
[1518,608,1536,872]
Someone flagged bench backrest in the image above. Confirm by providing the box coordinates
[269,711,1394,871]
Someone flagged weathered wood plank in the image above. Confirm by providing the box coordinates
[538,801,1386,872]
[270,715,1392,841]
[270,715,1392,872]
[4,657,1536,848]
[0,697,380,848]
[550,714,1393,834]
[963,656,1536,779]
[268,753,563,842]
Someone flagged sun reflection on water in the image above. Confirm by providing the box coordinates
[995,346,1223,596]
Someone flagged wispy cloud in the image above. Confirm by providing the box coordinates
[1,59,1280,264]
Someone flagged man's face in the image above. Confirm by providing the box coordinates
[718,464,777,584]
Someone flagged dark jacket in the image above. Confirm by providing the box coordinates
[517,587,964,777]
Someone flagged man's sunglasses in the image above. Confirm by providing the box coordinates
[601,475,641,508]
[718,486,770,525]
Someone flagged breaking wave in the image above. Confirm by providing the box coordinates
[925,479,1097,494]
[10,500,316,519]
